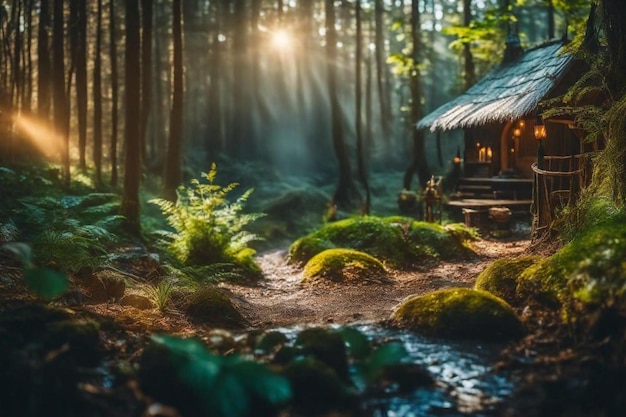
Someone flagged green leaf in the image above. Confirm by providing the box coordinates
[338,327,371,360]
[24,267,68,299]
[227,360,292,406]
[366,341,408,381]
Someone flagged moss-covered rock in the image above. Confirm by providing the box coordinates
[288,216,476,269]
[302,248,389,284]
[516,220,626,309]
[475,256,540,305]
[184,286,245,328]
[392,288,523,341]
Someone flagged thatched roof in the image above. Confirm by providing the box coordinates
[417,40,574,131]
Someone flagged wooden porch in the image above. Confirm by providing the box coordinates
[445,177,533,227]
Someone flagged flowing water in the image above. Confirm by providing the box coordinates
[274,323,513,417]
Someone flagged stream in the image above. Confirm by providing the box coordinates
[273,323,513,417]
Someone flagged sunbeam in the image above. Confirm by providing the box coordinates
[14,113,64,157]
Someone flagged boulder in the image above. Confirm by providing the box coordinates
[392,288,523,341]
[302,248,388,284]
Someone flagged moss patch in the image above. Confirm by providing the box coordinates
[392,288,523,341]
[288,216,476,269]
[475,256,540,305]
[302,249,388,284]
[184,286,245,328]
[516,220,626,309]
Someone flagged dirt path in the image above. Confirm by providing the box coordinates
[221,237,531,329]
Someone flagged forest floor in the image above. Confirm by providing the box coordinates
[221,235,531,328]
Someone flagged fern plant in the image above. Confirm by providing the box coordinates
[150,164,264,278]
[16,193,123,273]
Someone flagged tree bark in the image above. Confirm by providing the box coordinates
[121,0,142,234]
[140,0,153,164]
[37,0,51,120]
[463,0,475,90]
[110,0,120,186]
[52,0,69,186]
[403,0,431,190]
[70,0,88,171]
[93,0,103,186]
[355,0,370,214]
[164,0,184,201]
[206,0,224,155]
[374,0,392,145]
[326,0,359,211]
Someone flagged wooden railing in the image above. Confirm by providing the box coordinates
[531,153,593,235]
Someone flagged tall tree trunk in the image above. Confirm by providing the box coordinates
[110,0,120,186]
[164,0,184,201]
[463,0,475,90]
[93,0,103,186]
[23,0,33,113]
[326,0,359,211]
[365,15,373,158]
[374,0,392,146]
[403,0,431,190]
[140,0,153,164]
[355,0,370,214]
[37,0,51,120]
[206,0,224,155]
[546,0,555,39]
[71,0,88,171]
[602,0,626,97]
[121,0,142,233]
[230,0,250,156]
[52,0,69,186]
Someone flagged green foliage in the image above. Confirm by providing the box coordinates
[142,280,174,311]
[302,248,388,284]
[150,164,264,279]
[1,242,68,300]
[289,216,476,269]
[393,288,524,341]
[13,193,122,273]
[139,334,292,417]
[517,216,626,311]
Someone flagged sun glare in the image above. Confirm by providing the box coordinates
[272,30,291,50]
[14,113,63,157]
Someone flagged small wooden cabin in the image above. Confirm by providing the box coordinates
[417,38,592,236]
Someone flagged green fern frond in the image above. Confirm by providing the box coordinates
[150,165,264,279]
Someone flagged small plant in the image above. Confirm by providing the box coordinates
[142,280,175,311]
[150,164,264,276]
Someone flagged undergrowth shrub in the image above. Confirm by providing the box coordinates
[150,164,264,279]
[13,193,123,274]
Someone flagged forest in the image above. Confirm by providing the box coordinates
[1,0,626,416]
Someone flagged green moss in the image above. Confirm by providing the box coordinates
[302,248,388,284]
[184,285,245,328]
[475,256,540,305]
[516,220,626,309]
[288,216,476,269]
[288,236,336,266]
[392,288,523,341]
